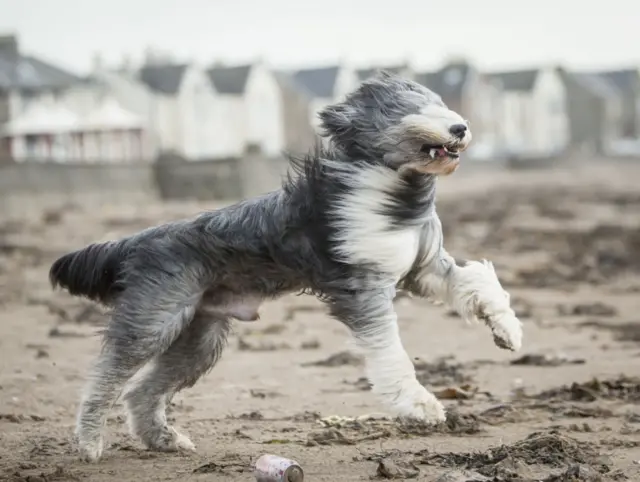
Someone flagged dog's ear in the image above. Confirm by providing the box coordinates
[318,103,358,140]
[318,101,373,158]
[318,75,396,156]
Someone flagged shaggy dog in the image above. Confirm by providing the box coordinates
[49,72,523,463]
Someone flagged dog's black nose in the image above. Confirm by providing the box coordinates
[449,124,467,138]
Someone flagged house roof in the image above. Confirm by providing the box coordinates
[356,65,408,81]
[291,66,340,98]
[596,69,639,92]
[2,102,80,135]
[206,65,252,94]
[0,53,81,91]
[0,35,19,60]
[487,69,539,92]
[273,70,317,100]
[570,72,620,98]
[138,64,188,94]
[415,62,472,98]
[84,98,144,130]
[1,97,144,136]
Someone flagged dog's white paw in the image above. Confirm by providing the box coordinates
[389,382,446,424]
[491,314,523,352]
[172,428,196,452]
[77,436,104,463]
[146,427,196,453]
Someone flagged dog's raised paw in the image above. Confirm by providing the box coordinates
[491,315,523,351]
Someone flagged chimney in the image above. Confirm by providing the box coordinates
[144,46,159,66]
[120,53,133,72]
[92,51,104,73]
[0,34,19,60]
[442,53,469,68]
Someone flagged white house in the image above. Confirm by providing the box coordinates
[290,65,360,132]
[2,91,149,162]
[137,61,234,159]
[595,68,640,140]
[2,101,78,160]
[487,66,569,157]
[0,34,81,157]
[40,72,153,162]
[88,64,158,157]
[0,37,150,162]
[206,62,285,156]
[558,69,624,156]
[79,97,148,161]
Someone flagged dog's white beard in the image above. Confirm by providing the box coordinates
[418,254,523,352]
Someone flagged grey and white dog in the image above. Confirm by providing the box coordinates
[50,72,523,463]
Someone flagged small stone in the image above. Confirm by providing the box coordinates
[433,469,489,482]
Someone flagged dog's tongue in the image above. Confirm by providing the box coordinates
[436,147,447,157]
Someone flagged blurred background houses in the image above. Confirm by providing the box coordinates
[2,31,639,166]
[0,0,639,216]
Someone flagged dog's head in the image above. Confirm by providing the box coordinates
[319,71,472,176]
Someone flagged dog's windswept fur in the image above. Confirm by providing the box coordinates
[50,72,523,462]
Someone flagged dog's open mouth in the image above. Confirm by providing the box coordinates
[420,144,460,160]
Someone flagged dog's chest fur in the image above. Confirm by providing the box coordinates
[331,166,438,280]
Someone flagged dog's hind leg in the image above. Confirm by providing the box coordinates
[326,286,446,424]
[123,306,231,452]
[76,300,199,462]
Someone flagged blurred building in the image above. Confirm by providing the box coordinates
[0,34,80,158]
[594,68,640,140]
[0,35,150,162]
[137,61,224,159]
[3,96,148,162]
[558,69,623,155]
[3,32,638,165]
[207,61,285,157]
[487,66,569,158]
[273,71,318,156]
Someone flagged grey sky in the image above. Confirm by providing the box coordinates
[1,0,638,74]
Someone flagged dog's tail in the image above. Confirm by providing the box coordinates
[49,239,130,303]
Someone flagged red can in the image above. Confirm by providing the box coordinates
[254,454,304,482]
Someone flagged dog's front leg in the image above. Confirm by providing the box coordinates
[326,287,446,424]
[406,248,523,352]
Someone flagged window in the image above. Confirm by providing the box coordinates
[444,68,463,86]
[20,89,39,112]
[25,134,38,158]
[16,61,38,86]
